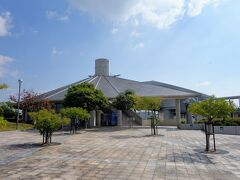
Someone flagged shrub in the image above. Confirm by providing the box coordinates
[61,107,90,132]
[0,107,3,116]
[0,116,7,128]
[29,109,69,144]
[60,107,90,120]
[0,103,16,119]
[112,90,136,110]
[180,119,186,124]
[194,117,240,126]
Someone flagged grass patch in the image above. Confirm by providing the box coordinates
[0,121,34,132]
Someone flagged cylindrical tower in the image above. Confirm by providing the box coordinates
[95,58,109,76]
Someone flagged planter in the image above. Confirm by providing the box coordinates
[212,126,240,135]
[178,124,203,130]
[179,124,240,135]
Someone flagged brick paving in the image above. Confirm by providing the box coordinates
[0,127,240,180]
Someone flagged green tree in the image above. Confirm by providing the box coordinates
[0,84,8,89]
[0,102,16,119]
[61,107,90,120]
[0,117,7,128]
[137,97,161,111]
[188,97,236,151]
[135,96,161,135]
[64,83,109,111]
[29,109,69,144]
[188,98,236,122]
[112,90,136,110]
[0,107,3,116]
[0,84,9,128]
[61,107,90,132]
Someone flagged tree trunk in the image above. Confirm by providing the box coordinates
[155,111,158,135]
[70,118,74,134]
[153,111,157,135]
[153,121,156,135]
[45,131,50,144]
[205,119,213,151]
[155,118,158,135]
[206,134,210,151]
[42,133,45,144]
[45,132,48,144]
[85,121,88,129]
[151,118,153,135]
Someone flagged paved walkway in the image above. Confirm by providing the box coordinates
[0,127,240,180]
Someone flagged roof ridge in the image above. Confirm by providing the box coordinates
[104,76,120,94]
[95,76,102,89]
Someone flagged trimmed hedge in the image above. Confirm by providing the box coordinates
[195,117,240,126]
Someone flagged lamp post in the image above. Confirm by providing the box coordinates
[16,79,23,130]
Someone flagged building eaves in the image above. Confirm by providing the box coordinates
[144,80,209,98]
[39,76,96,100]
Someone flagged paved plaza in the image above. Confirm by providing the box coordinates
[0,127,240,180]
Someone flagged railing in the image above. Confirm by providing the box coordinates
[122,110,142,125]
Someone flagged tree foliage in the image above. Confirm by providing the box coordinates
[134,96,161,111]
[188,97,236,122]
[29,109,69,144]
[0,107,3,116]
[64,83,109,111]
[61,107,90,133]
[0,116,7,128]
[0,102,16,118]
[60,107,90,121]
[0,84,8,89]
[188,97,236,151]
[112,90,136,110]
[10,89,53,112]
[135,96,161,135]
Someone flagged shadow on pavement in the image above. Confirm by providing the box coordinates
[110,134,164,139]
[158,126,178,131]
[2,142,61,150]
[194,148,229,155]
[85,127,129,132]
[2,143,42,150]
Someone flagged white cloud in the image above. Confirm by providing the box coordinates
[52,47,63,56]
[188,0,220,16]
[134,42,145,49]
[133,19,139,26]
[196,81,211,87]
[111,28,118,34]
[131,30,141,37]
[46,11,69,21]
[58,16,69,21]
[0,55,16,77]
[0,55,13,65]
[0,11,12,37]
[69,0,222,29]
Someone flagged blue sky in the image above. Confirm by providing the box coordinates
[0,0,240,101]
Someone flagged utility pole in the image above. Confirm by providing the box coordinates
[16,79,23,130]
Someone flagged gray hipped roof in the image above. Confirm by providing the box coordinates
[144,81,209,100]
[40,76,205,102]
